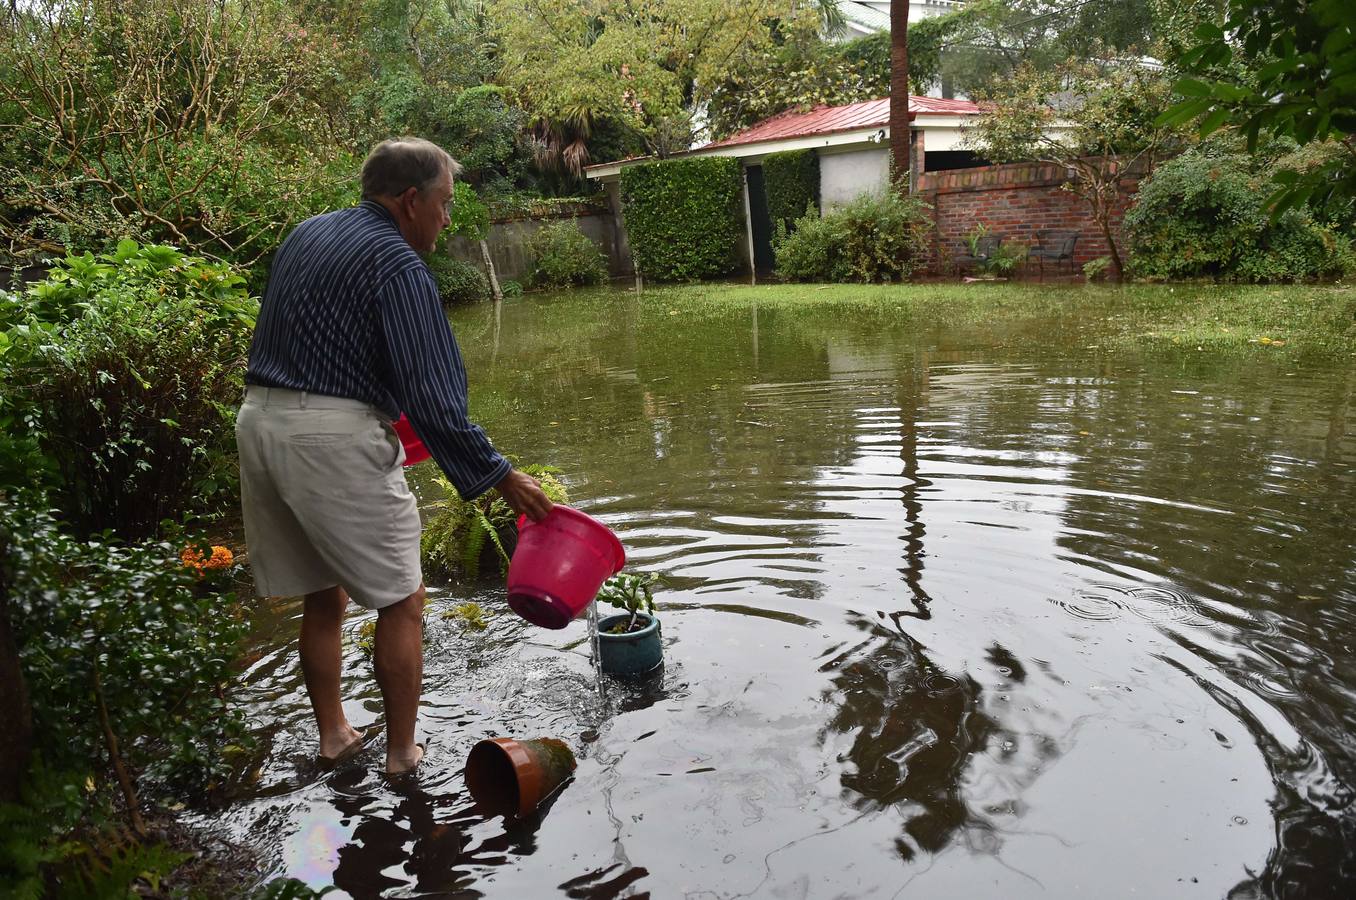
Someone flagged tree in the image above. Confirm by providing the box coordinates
[0,0,353,270]
[890,0,910,194]
[489,0,789,164]
[704,14,954,139]
[966,60,1184,278]
[1158,0,1356,218]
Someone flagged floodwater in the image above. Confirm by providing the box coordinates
[204,287,1356,898]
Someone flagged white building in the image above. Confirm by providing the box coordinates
[838,0,966,41]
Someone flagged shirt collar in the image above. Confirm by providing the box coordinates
[360,199,397,226]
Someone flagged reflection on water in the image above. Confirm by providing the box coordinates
[199,288,1356,898]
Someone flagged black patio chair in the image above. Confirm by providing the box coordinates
[954,234,1002,272]
[1031,230,1080,277]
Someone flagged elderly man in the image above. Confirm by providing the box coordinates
[236,138,552,775]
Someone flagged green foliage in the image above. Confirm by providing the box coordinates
[1160,0,1356,218]
[1124,148,1354,282]
[0,0,355,272]
[427,255,492,305]
[704,11,955,138]
[421,467,569,581]
[596,572,658,626]
[448,182,491,243]
[774,192,932,284]
[762,150,819,233]
[1083,256,1114,281]
[490,0,788,154]
[500,280,525,298]
[2,494,249,818]
[1,242,256,538]
[442,602,492,630]
[528,221,609,289]
[621,157,744,282]
[980,242,1028,278]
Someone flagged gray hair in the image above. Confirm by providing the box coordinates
[360,137,463,200]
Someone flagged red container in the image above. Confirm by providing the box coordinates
[507,506,625,629]
[393,414,430,466]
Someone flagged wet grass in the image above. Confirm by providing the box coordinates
[634,281,1356,357]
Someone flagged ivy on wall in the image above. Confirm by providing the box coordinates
[762,149,819,231]
[620,157,744,281]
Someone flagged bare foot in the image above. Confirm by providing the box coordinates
[386,742,424,776]
[318,724,363,764]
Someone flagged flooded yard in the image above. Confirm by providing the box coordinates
[204,285,1356,898]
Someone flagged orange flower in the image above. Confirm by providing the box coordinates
[182,545,234,573]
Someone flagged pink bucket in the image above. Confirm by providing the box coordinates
[507,506,625,629]
[393,414,430,466]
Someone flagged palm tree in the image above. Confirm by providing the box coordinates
[890,1,911,195]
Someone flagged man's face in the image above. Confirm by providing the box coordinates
[402,171,453,254]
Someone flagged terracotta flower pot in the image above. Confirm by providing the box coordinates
[464,736,577,818]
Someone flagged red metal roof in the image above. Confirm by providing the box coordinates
[584,95,981,172]
[704,95,980,150]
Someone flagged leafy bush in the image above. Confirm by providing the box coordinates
[428,255,491,304]
[1083,256,1114,281]
[1,494,248,825]
[763,150,819,231]
[501,280,524,298]
[620,157,744,281]
[2,242,256,539]
[528,220,608,289]
[1125,149,1353,282]
[422,467,569,580]
[774,191,933,283]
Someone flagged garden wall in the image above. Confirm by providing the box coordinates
[917,159,1146,275]
[444,199,631,282]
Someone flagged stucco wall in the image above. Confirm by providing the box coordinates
[443,205,631,283]
[819,148,891,209]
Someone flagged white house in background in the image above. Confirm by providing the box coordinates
[585,94,985,273]
[839,0,966,42]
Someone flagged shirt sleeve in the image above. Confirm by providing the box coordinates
[377,265,511,499]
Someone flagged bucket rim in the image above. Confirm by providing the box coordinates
[517,505,625,572]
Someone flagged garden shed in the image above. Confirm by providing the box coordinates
[586,95,984,277]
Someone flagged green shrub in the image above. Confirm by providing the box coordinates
[2,242,256,539]
[422,467,569,580]
[774,191,933,283]
[527,220,608,289]
[501,279,524,298]
[428,255,491,304]
[1125,149,1353,282]
[1,494,248,815]
[620,157,744,281]
[763,150,819,231]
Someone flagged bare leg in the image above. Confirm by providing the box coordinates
[301,586,361,759]
[375,585,426,774]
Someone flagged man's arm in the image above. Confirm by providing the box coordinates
[377,266,552,520]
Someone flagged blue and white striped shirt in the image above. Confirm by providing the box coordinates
[246,201,510,499]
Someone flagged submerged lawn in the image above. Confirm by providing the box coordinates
[635,281,1356,357]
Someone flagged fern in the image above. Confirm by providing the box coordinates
[421,465,569,581]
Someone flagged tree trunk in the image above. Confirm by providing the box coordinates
[890,2,911,195]
[479,239,502,302]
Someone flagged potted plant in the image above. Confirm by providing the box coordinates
[595,572,662,675]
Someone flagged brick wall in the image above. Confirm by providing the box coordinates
[916,159,1145,275]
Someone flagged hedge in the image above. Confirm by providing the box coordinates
[763,149,819,230]
[620,157,744,281]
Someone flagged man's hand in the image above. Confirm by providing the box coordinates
[496,468,554,522]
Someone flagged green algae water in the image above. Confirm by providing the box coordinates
[203,285,1356,898]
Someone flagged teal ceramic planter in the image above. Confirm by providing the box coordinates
[598,613,662,675]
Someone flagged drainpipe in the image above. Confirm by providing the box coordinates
[741,165,757,286]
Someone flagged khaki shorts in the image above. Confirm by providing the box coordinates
[236,386,421,610]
